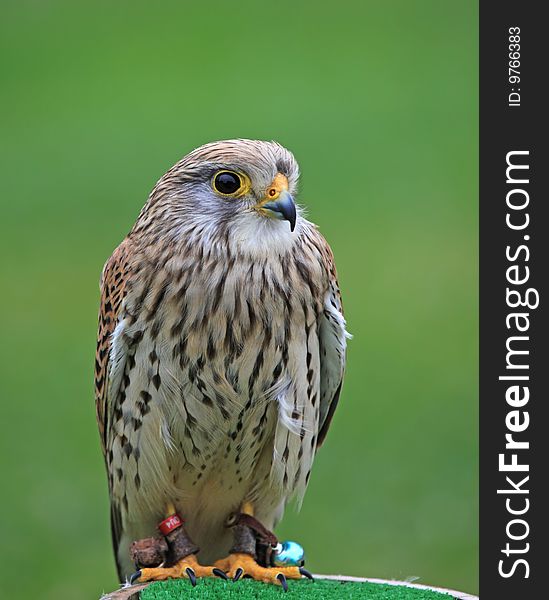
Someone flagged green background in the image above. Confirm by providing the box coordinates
[0,1,478,598]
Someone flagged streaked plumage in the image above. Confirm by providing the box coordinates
[95,139,348,579]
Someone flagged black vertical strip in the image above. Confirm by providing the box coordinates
[481,2,548,598]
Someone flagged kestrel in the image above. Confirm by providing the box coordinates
[95,139,348,589]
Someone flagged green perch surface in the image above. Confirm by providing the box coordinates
[140,577,455,599]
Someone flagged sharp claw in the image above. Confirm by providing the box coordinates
[129,570,142,584]
[299,567,314,581]
[276,573,288,592]
[233,567,244,582]
[213,567,229,580]
[185,567,197,587]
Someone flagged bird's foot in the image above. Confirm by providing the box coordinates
[214,552,313,591]
[131,554,228,586]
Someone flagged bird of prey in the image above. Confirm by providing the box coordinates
[95,139,348,589]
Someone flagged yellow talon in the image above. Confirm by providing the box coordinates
[135,554,220,584]
[214,552,301,586]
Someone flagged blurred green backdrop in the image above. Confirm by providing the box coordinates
[0,1,478,598]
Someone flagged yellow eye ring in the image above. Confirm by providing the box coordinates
[212,170,250,197]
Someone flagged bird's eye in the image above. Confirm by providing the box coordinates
[213,171,243,196]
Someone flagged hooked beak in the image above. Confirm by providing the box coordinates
[261,189,297,232]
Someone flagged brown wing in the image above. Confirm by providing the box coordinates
[94,240,133,458]
[95,240,133,578]
[315,237,348,448]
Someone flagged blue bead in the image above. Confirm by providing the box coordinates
[271,540,305,567]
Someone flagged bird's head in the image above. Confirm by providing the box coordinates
[136,139,302,255]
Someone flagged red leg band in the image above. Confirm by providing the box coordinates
[158,514,184,536]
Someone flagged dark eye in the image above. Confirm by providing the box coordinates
[213,171,242,195]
